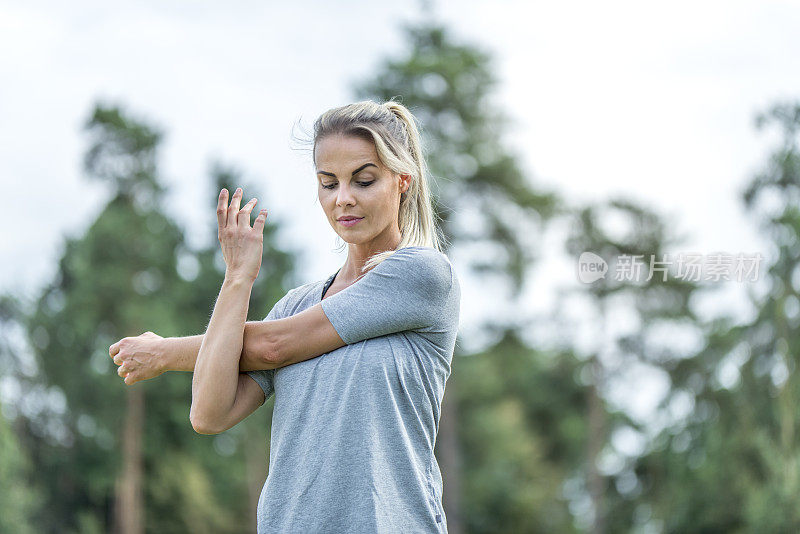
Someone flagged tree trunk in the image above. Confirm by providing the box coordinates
[114,387,144,534]
[437,372,463,534]
[587,356,605,534]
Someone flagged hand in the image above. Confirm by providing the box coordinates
[217,187,268,282]
[109,331,166,385]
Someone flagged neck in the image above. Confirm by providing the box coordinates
[340,229,402,283]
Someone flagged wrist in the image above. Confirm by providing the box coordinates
[224,271,256,286]
[156,337,175,372]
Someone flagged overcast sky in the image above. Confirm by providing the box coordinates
[2,0,798,387]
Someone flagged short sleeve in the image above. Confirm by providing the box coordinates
[319,246,454,345]
[246,291,293,399]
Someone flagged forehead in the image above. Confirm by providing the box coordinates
[315,135,381,169]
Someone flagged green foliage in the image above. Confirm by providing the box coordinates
[0,404,39,534]
[146,452,237,533]
[631,101,800,533]
[561,197,712,532]
[457,330,584,532]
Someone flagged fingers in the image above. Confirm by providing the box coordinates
[217,187,261,231]
[217,188,229,228]
[118,363,139,385]
[238,198,258,228]
[253,209,268,234]
[111,345,135,385]
[109,338,124,357]
[227,187,243,225]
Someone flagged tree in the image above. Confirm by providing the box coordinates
[18,102,296,533]
[631,101,800,532]
[456,328,585,533]
[561,198,708,532]
[0,296,40,534]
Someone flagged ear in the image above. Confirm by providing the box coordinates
[399,174,411,194]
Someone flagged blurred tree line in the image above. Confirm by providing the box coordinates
[1,15,798,534]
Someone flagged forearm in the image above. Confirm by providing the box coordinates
[160,335,204,372]
[160,324,269,372]
[191,276,253,426]
[159,304,319,376]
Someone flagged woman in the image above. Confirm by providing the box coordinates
[109,99,461,533]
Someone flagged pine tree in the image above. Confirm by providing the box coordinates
[631,101,800,532]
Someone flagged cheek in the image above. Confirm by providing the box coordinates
[381,190,401,212]
[318,189,333,206]
[373,186,396,207]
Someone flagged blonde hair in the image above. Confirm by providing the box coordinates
[308,98,448,273]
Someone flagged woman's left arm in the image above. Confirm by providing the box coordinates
[190,275,256,431]
[190,187,268,433]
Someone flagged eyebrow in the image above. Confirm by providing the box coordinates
[316,163,378,178]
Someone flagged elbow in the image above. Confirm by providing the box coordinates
[260,330,285,367]
[189,408,222,435]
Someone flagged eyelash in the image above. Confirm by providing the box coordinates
[321,181,375,190]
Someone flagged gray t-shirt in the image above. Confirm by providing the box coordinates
[247,246,460,534]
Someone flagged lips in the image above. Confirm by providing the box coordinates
[337,216,363,227]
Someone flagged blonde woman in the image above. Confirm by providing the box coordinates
[109,99,461,533]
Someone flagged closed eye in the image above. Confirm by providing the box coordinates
[321,181,375,190]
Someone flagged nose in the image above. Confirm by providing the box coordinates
[336,182,356,208]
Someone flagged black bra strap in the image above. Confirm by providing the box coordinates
[321,268,341,300]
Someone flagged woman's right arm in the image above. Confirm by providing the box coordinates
[109,322,269,385]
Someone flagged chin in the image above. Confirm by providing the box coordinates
[339,235,367,246]
[336,231,376,247]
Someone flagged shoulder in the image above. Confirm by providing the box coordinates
[402,246,454,273]
[386,246,452,269]
[380,246,455,294]
[393,245,450,261]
